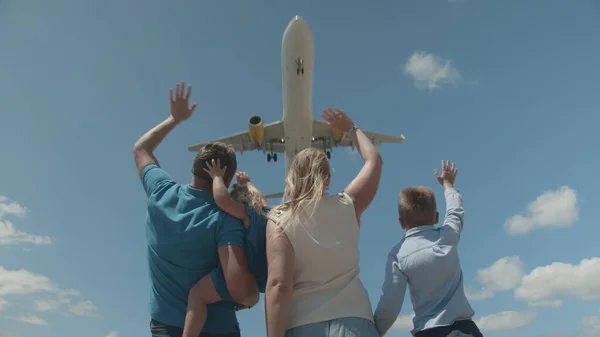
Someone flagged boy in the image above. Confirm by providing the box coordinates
[373,161,483,337]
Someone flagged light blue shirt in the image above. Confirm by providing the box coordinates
[373,188,474,336]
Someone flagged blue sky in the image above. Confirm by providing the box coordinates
[1,0,600,336]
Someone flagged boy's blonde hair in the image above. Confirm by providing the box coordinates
[398,186,437,226]
[230,183,266,215]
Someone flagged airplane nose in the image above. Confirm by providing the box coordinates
[283,15,312,42]
[286,15,308,31]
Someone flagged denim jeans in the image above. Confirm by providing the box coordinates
[414,320,483,337]
[150,319,241,337]
[285,317,379,337]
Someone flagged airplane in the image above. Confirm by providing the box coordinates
[188,15,405,198]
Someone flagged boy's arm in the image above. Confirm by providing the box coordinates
[373,251,408,336]
[442,184,464,234]
[216,215,259,307]
[435,161,463,235]
[213,176,250,224]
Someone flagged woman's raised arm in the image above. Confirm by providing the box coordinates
[322,108,383,221]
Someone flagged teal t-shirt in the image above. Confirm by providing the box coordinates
[244,205,270,292]
[141,164,245,333]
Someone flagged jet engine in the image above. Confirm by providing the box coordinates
[248,115,265,144]
[332,129,344,141]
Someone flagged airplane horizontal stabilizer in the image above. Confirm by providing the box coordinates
[265,191,284,199]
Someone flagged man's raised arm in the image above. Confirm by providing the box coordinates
[133,81,197,176]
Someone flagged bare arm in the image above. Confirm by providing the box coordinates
[216,213,259,307]
[218,244,259,307]
[133,81,197,176]
[236,171,270,208]
[265,219,295,337]
[133,116,179,176]
[343,127,383,220]
[213,176,250,225]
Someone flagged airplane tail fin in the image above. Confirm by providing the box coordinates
[265,192,284,199]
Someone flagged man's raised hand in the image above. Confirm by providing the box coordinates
[434,160,458,187]
[169,81,197,123]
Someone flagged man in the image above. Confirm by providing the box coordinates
[133,81,259,337]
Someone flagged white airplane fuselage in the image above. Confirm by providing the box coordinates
[281,16,315,174]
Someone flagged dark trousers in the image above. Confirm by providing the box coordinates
[150,319,241,337]
[414,319,483,337]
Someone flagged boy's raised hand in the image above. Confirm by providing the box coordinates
[434,160,458,187]
[203,159,227,179]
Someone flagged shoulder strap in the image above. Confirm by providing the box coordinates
[267,208,286,224]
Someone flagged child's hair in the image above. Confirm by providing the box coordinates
[230,183,266,215]
[398,186,437,226]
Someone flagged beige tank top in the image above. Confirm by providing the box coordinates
[270,192,374,329]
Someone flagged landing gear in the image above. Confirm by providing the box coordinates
[295,57,304,75]
[326,151,331,159]
[266,153,278,162]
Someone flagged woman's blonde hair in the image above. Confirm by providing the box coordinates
[230,183,266,215]
[272,147,331,224]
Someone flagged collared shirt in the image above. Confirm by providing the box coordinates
[373,188,474,336]
[141,164,246,334]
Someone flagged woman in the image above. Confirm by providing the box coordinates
[265,108,383,337]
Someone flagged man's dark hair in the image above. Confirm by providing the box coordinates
[191,142,237,183]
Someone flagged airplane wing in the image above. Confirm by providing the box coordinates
[311,120,405,150]
[188,120,285,153]
[265,191,284,200]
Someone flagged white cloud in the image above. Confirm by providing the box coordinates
[105,331,119,337]
[477,256,524,291]
[0,220,52,246]
[403,51,460,90]
[34,298,63,312]
[390,314,414,331]
[475,311,538,331]
[7,315,48,325]
[465,256,524,301]
[504,186,578,235]
[0,195,51,246]
[0,266,99,317]
[0,197,27,217]
[515,257,600,308]
[583,316,600,335]
[465,287,494,301]
[0,298,7,311]
[0,266,57,296]
[68,300,101,317]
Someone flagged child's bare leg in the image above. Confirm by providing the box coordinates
[183,274,221,337]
